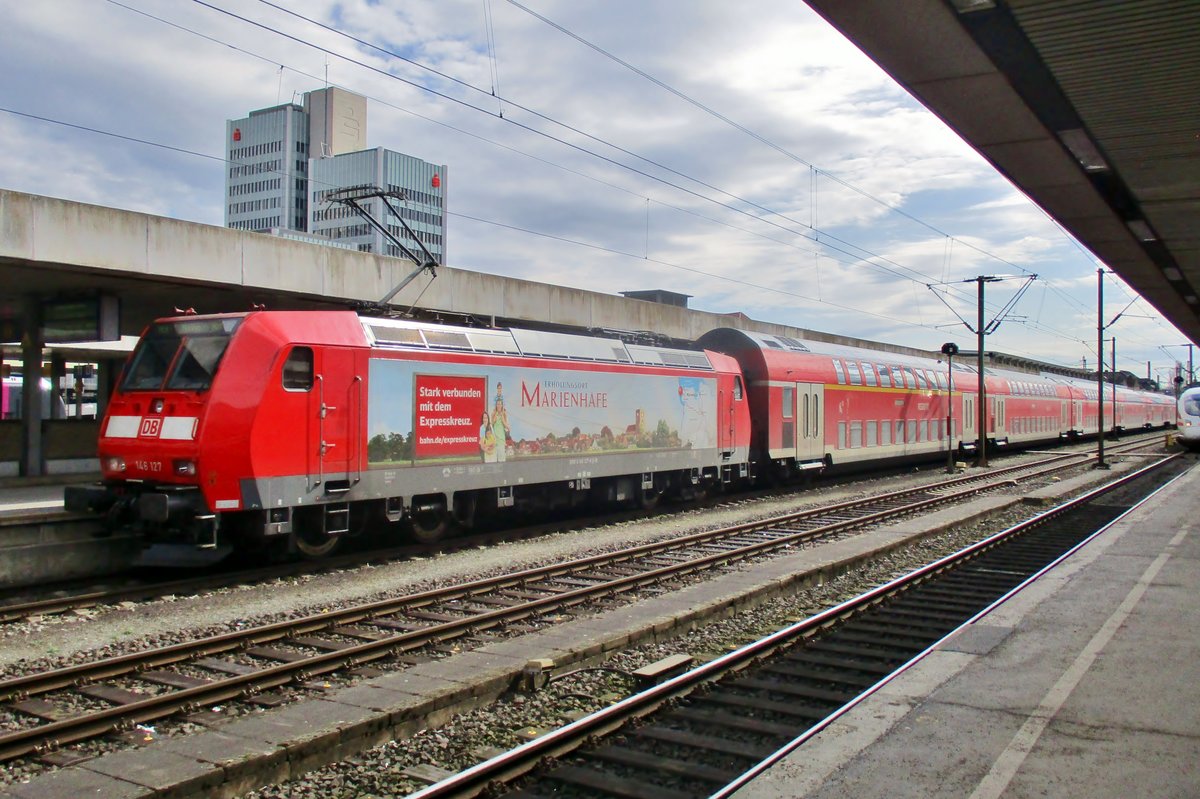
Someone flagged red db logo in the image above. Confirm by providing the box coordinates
[138,417,162,438]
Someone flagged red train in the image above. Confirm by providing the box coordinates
[65,310,1175,557]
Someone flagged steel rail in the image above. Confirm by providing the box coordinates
[0,440,1159,762]
[0,436,1155,623]
[0,442,1113,700]
[404,452,1183,799]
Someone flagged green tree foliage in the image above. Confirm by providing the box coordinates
[368,431,412,463]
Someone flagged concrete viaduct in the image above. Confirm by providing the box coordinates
[0,188,927,476]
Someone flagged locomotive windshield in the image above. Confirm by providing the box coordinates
[122,317,242,392]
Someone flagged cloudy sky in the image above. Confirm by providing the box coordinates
[0,0,1191,381]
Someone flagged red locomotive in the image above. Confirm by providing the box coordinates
[67,311,752,556]
[66,310,1174,557]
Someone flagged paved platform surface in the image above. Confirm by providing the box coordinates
[1,455,1187,798]
[0,473,100,519]
[736,459,1200,799]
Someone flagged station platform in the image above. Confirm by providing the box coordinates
[735,459,1200,799]
[0,481,75,519]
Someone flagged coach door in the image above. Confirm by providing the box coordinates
[963,394,976,445]
[795,383,824,461]
[310,346,362,492]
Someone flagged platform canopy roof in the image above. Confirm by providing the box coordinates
[807,0,1200,345]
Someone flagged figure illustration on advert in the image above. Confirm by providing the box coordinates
[479,411,497,463]
[492,381,510,462]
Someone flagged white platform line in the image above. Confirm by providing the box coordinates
[969,524,1190,799]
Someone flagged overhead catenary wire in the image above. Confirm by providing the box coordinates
[237,0,997,298]
[0,102,1105,371]
[10,0,1182,370]
[166,1,1126,353]
[97,0,1095,352]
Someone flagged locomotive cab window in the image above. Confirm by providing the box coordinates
[283,347,314,391]
[122,317,241,392]
[733,376,744,400]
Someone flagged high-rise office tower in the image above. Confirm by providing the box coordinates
[224,88,446,266]
[224,87,369,233]
[309,148,448,266]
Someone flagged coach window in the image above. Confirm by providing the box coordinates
[283,346,314,391]
[866,420,878,446]
[850,421,863,448]
[833,360,846,384]
[880,419,892,446]
[877,364,892,387]
[848,362,863,385]
[782,387,795,446]
[863,363,878,386]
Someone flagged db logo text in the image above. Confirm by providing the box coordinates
[138,417,162,438]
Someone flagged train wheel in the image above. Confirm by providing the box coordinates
[290,508,342,558]
[292,527,342,558]
[408,497,450,544]
[638,483,661,511]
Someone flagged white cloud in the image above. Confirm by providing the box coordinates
[0,0,1187,375]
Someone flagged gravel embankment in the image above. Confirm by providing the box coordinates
[0,446,1141,792]
[1,459,1048,672]
[243,500,1047,799]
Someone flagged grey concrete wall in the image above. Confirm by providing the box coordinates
[0,516,141,588]
[0,189,933,359]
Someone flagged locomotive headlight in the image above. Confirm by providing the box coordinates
[104,456,126,473]
[151,398,165,414]
[173,459,198,476]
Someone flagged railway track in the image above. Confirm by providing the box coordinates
[0,438,1159,764]
[406,452,1189,799]
[0,435,1160,624]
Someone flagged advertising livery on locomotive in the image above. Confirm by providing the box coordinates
[65,309,1175,558]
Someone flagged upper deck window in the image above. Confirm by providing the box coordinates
[832,360,846,384]
[122,318,241,392]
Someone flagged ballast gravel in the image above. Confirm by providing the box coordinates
[243,501,1046,799]
[0,454,1063,672]
[0,444,1152,794]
